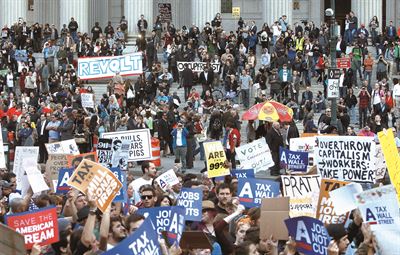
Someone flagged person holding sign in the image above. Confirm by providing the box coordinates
[223,122,241,169]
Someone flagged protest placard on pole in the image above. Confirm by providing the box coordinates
[281,175,321,217]
[285,216,331,255]
[102,129,152,161]
[236,138,274,173]
[329,182,363,215]
[176,188,203,221]
[315,136,376,183]
[155,169,180,192]
[67,159,122,212]
[5,207,59,249]
[377,129,400,201]
[80,93,94,108]
[66,151,97,168]
[290,136,317,170]
[316,179,349,225]
[13,146,39,190]
[204,141,230,178]
[279,146,309,172]
[0,223,26,255]
[237,177,280,208]
[45,139,80,155]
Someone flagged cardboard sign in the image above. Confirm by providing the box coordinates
[374,144,386,180]
[13,146,39,190]
[336,57,351,69]
[236,138,275,173]
[56,168,74,194]
[5,207,59,249]
[281,175,321,218]
[155,169,180,192]
[237,177,280,208]
[180,231,213,250]
[67,159,122,213]
[329,183,363,215]
[81,93,94,108]
[279,146,309,172]
[290,136,317,171]
[231,169,255,179]
[45,154,68,191]
[45,139,80,155]
[103,218,160,255]
[102,129,152,162]
[0,223,26,255]
[315,136,376,183]
[285,216,331,255]
[78,53,143,80]
[204,141,230,178]
[177,62,220,73]
[316,179,349,225]
[66,152,97,168]
[110,167,127,203]
[260,197,290,240]
[97,138,113,167]
[176,188,203,221]
[377,129,400,201]
[137,206,185,244]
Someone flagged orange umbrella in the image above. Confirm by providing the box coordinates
[257,101,293,122]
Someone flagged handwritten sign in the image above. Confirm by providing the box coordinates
[177,62,220,73]
[236,138,275,173]
[45,139,80,155]
[81,93,94,108]
[204,141,230,178]
[13,146,39,190]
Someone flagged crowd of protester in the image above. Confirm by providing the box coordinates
[0,7,397,255]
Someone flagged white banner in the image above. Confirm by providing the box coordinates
[177,62,220,72]
[236,138,274,173]
[315,136,376,183]
[45,139,80,155]
[102,129,152,161]
[13,146,39,190]
[78,53,143,80]
[81,93,94,108]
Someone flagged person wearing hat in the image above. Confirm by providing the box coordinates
[326,224,350,255]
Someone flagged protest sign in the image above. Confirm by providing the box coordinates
[24,159,49,194]
[103,218,160,255]
[237,177,280,208]
[279,146,309,172]
[236,138,274,173]
[45,139,80,155]
[0,223,26,255]
[13,146,39,190]
[374,144,386,180]
[290,136,317,170]
[137,206,185,244]
[102,129,152,161]
[377,129,400,201]
[176,188,203,221]
[67,159,122,212]
[155,169,180,192]
[0,123,6,168]
[45,154,68,191]
[177,61,220,73]
[78,53,143,80]
[329,182,363,215]
[5,207,59,249]
[15,50,28,62]
[97,138,113,167]
[281,175,321,218]
[231,169,255,179]
[204,141,230,178]
[80,93,94,108]
[56,168,74,194]
[110,167,127,203]
[315,136,376,183]
[358,199,400,230]
[285,216,331,255]
[67,152,97,168]
[158,3,172,22]
[180,231,213,250]
[373,229,400,255]
[316,179,349,224]
[260,197,290,240]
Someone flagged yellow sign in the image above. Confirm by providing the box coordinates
[378,129,400,202]
[204,141,230,178]
[232,7,240,18]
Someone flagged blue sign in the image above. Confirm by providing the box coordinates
[231,169,255,179]
[176,188,203,221]
[56,168,74,194]
[137,206,185,245]
[237,177,280,208]
[14,50,27,62]
[285,216,331,255]
[110,167,127,202]
[279,147,309,172]
[103,217,161,255]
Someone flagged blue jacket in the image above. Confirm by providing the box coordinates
[171,128,188,148]
[278,68,292,82]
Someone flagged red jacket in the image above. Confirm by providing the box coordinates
[228,128,241,152]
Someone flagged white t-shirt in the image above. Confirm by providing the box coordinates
[393,84,400,97]
[176,129,183,146]
[128,177,153,204]
[6,73,13,88]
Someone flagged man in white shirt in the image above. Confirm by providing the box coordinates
[128,161,157,204]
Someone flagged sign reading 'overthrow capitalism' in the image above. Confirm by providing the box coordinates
[78,53,143,80]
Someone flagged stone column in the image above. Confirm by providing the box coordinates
[89,0,109,28]
[0,0,27,27]
[191,0,221,28]
[351,0,382,29]
[262,0,293,26]
[309,0,323,27]
[59,0,89,33]
[124,0,154,37]
[34,0,60,27]
[386,0,397,26]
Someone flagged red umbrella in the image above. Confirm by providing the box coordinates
[241,103,265,120]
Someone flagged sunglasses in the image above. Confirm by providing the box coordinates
[141,195,153,200]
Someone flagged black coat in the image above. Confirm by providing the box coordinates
[199,71,214,86]
[181,67,194,87]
